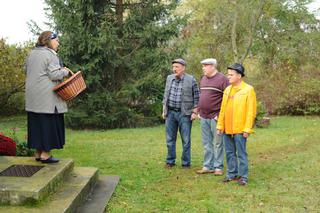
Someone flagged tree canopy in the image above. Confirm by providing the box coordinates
[1,0,319,123]
[0,40,30,115]
[181,0,320,114]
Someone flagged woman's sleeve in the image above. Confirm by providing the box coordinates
[47,55,68,80]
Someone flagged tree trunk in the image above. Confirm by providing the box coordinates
[115,0,124,90]
[240,0,266,63]
[230,0,238,62]
[116,0,124,30]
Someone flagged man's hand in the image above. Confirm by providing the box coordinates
[191,113,197,121]
[243,132,250,138]
[217,129,223,135]
[162,112,166,120]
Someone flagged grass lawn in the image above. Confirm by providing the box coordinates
[0,116,319,212]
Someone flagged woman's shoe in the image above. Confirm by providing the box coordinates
[40,156,59,163]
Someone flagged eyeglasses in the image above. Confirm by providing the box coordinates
[51,32,58,40]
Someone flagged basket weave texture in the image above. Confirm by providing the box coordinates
[52,71,86,101]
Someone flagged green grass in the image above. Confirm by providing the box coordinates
[1,116,319,212]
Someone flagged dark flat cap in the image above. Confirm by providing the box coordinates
[227,63,245,77]
[172,58,186,66]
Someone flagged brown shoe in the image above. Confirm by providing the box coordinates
[196,168,215,174]
[237,178,248,186]
[214,169,224,176]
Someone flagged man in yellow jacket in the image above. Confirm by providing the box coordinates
[217,63,256,186]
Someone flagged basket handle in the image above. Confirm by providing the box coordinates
[64,67,75,75]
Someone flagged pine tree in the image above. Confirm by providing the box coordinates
[45,0,186,128]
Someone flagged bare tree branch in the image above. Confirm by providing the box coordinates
[121,42,143,59]
[240,0,266,63]
[0,82,25,105]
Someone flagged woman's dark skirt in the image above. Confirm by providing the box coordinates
[27,112,65,152]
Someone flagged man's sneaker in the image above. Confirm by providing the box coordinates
[196,167,215,174]
[237,178,248,186]
[214,169,224,176]
[222,176,240,183]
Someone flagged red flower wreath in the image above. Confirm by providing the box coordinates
[0,134,16,156]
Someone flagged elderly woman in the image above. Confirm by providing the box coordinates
[25,31,69,163]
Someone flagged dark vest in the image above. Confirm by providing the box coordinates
[163,74,196,116]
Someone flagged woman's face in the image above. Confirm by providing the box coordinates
[50,38,60,52]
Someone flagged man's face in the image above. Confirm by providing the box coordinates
[227,69,242,85]
[50,38,60,52]
[172,63,185,78]
[202,64,215,76]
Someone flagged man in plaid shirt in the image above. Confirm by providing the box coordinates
[162,58,200,168]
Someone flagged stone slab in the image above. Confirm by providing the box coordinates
[78,175,120,213]
[0,156,74,205]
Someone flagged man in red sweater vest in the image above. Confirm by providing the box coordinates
[196,58,229,175]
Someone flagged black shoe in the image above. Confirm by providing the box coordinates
[165,163,175,168]
[222,177,232,183]
[182,165,191,169]
[35,157,41,162]
[222,176,240,183]
[40,156,59,164]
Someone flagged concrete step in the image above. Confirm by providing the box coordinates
[1,167,99,213]
[42,167,99,213]
[0,156,74,205]
[78,175,120,213]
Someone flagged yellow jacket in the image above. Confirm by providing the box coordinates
[217,81,257,134]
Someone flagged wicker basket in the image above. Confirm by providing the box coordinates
[52,68,86,101]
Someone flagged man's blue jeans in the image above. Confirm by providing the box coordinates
[224,134,248,181]
[200,118,224,170]
[165,110,192,166]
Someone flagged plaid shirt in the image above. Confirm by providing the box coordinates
[167,75,199,109]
